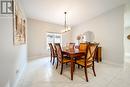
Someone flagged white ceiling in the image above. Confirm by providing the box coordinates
[20,0,127,26]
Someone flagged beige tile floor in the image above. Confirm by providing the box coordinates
[17,57,130,87]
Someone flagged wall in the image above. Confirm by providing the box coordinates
[72,6,124,65]
[124,1,130,28]
[124,27,130,56]
[62,30,72,46]
[0,0,27,87]
[27,18,72,60]
[124,1,130,56]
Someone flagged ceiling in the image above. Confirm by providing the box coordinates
[20,0,127,26]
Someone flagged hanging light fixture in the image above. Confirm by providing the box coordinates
[61,12,71,33]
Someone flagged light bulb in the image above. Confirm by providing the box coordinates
[68,26,71,31]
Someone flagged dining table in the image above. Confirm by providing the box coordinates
[62,49,85,80]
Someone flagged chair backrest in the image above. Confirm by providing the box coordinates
[69,43,75,50]
[48,43,55,57]
[79,43,88,52]
[54,43,63,62]
[85,43,98,67]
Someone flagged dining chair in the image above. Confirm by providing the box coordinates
[76,43,89,61]
[69,43,75,51]
[48,43,57,65]
[75,43,98,82]
[74,43,88,68]
[54,43,71,75]
[79,43,88,52]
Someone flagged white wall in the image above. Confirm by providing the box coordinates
[124,27,130,56]
[62,30,72,46]
[0,0,27,87]
[124,1,130,28]
[72,6,124,65]
[27,18,72,60]
[124,1,130,56]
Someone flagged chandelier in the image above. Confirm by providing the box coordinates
[61,12,71,33]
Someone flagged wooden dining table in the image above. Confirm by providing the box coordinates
[62,49,85,80]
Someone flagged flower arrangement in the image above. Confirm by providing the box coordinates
[76,35,81,45]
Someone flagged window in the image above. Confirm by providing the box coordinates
[47,32,62,50]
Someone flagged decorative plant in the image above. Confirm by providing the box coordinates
[77,35,81,40]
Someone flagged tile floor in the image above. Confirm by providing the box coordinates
[17,57,130,87]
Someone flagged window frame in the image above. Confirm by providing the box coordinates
[46,32,62,50]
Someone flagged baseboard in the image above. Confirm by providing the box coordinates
[102,59,124,68]
[13,63,27,87]
[28,55,49,61]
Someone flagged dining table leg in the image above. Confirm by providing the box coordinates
[70,56,73,80]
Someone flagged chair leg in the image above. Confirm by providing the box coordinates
[52,57,55,65]
[73,63,75,72]
[60,64,63,75]
[50,54,52,62]
[78,64,80,68]
[92,66,96,76]
[84,67,88,82]
[56,60,58,69]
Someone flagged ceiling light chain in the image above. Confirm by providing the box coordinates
[61,12,71,33]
